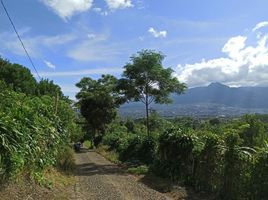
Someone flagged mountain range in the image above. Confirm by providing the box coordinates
[119,83,268,118]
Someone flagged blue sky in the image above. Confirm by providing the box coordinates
[1,0,268,99]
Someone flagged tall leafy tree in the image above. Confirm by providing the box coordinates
[36,78,64,98]
[0,57,37,94]
[76,75,123,142]
[117,50,186,136]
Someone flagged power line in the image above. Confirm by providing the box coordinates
[1,0,41,80]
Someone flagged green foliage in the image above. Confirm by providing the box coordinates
[118,50,186,104]
[124,118,135,133]
[147,120,265,200]
[220,131,254,200]
[103,122,156,164]
[155,127,197,182]
[103,124,127,150]
[127,165,148,175]
[0,86,78,180]
[76,75,123,141]
[172,117,201,130]
[83,140,93,149]
[118,135,156,164]
[56,146,75,172]
[209,118,221,126]
[194,132,223,192]
[0,58,37,94]
[239,115,267,147]
[36,78,64,98]
[148,111,172,133]
[117,49,186,135]
[250,143,268,200]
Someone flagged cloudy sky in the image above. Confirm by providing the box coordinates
[1,0,268,98]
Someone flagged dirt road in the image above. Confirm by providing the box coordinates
[71,149,170,200]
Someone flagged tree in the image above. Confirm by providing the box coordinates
[76,75,123,143]
[0,57,37,94]
[117,50,186,136]
[36,78,64,98]
[239,115,266,147]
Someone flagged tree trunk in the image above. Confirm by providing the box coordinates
[145,94,149,138]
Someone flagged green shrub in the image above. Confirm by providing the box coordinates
[56,146,75,172]
[0,87,78,180]
[250,144,268,200]
[103,131,124,150]
[194,132,223,193]
[127,165,148,175]
[83,140,93,149]
[118,134,156,164]
[155,127,197,182]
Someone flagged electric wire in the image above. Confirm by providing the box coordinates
[0,0,41,80]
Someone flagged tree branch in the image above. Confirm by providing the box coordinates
[140,97,146,104]
[148,96,155,105]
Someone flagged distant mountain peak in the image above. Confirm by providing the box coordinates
[208,82,229,88]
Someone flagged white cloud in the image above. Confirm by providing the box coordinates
[0,30,76,58]
[105,0,133,10]
[67,34,124,61]
[87,33,96,39]
[0,31,37,57]
[253,21,268,32]
[41,34,77,46]
[93,7,109,16]
[40,0,93,20]
[44,60,56,69]
[148,27,167,38]
[222,36,247,59]
[36,67,122,77]
[101,11,109,16]
[175,22,268,87]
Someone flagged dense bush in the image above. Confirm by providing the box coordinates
[0,84,78,181]
[56,146,75,172]
[103,123,128,150]
[250,144,268,200]
[103,123,156,164]
[154,127,198,182]
[101,114,268,199]
[194,133,223,193]
[118,135,156,164]
[149,122,267,200]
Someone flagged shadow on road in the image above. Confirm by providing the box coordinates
[75,163,127,176]
[74,150,127,177]
[138,174,213,200]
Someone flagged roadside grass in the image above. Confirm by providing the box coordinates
[56,146,76,172]
[96,145,121,164]
[0,168,75,200]
[127,165,149,175]
[0,144,76,200]
[96,145,149,173]
[95,144,206,199]
[83,140,93,149]
[43,167,74,188]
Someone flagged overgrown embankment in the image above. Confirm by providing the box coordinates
[98,115,268,200]
[0,58,82,185]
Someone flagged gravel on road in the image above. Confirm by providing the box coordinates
[71,149,171,200]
